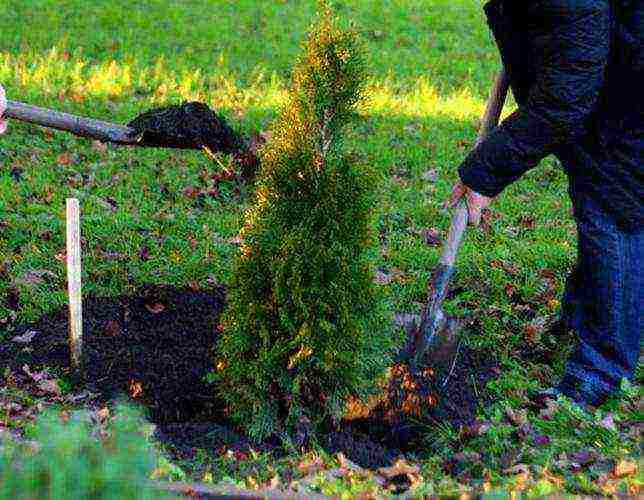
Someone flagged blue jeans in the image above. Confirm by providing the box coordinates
[558,180,643,405]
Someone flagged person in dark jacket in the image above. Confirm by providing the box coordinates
[449,0,642,406]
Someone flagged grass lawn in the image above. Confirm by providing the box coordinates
[0,0,641,497]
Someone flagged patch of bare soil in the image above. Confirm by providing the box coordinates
[0,285,499,469]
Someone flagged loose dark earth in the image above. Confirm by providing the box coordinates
[128,102,245,155]
[0,286,498,468]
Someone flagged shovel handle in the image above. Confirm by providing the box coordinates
[476,69,510,147]
[5,99,139,145]
[439,69,510,267]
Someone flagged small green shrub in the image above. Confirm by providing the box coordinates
[214,3,394,439]
[0,405,169,500]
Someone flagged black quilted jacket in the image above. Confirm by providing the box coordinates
[459,0,643,233]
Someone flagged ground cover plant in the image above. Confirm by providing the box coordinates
[0,0,641,497]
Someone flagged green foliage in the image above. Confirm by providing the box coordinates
[0,405,168,499]
[214,4,394,439]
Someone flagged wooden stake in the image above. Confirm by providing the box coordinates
[66,198,83,369]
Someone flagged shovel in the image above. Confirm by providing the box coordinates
[408,69,510,370]
[2,99,253,162]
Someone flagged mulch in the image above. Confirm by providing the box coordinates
[0,285,499,468]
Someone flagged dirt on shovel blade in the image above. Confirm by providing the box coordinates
[127,101,244,155]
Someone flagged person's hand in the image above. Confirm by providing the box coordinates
[447,180,494,226]
[0,84,7,134]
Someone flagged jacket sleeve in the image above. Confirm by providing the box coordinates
[459,0,611,197]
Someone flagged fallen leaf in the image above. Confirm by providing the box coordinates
[421,169,438,182]
[462,420,491,438]
[95,407,110,422]
[568,450,599,467]
[128,380,143,398]
[13,269,57,286]
[613,460,637,478]
[519,215,536,230]
[506,463,531,490]
[490,259,520,276]
[378,459,421,479]
[452,451,482,463]
[533,434,551,446]
[538,399,560,421]
[599,414,617,432]
[104,320,121,336]
[504,283,519,298]
[139,246,151,261]
[378,458,423,492]
[421,228,442,247]
[374,269,392,285]
[505,407,528,427]
[11,330,38,343]
[145,302,165,314]
[92,141,108,154]
[523,316,548,343]
[297,455,325,476]
[38,379,61,395]
[183,186,201,199]
[57,152,73,166]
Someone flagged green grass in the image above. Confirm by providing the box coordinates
[0,0,640,496]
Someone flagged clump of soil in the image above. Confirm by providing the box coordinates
[128,102,244,156]
[0,285,498,469]
[127,102,262,177]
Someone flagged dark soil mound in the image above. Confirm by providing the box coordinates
[0,286,498,469]
[1,285,226,423]
[128,102,244,156]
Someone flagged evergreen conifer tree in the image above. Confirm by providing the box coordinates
[215,3,394,439]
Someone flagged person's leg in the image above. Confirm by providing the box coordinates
[558,184,643,405]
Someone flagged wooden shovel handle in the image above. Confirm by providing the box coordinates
[4,100,140,145]
[438,68,510,267]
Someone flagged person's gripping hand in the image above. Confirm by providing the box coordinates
[447,180,493,227]
[0,85,7,134]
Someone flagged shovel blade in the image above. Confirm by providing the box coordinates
[411,263,456,365]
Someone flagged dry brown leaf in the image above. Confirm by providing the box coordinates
[14,269,57,286]
[38,379,61,395]
[506,407,528,427]
[95,407,110,422]
[183,186,201,199]
[490,259,520,276]
[297,455,325,476]
[421,228,442,247]
[145,302,165,314]
[104,320,121,336]
[57,152,73,166]
[92,140,108,154]
[377,458,422,490]
[613,460,637,478]
[128,380,143,398]
[599,414,617,432]
[11,330,38,343]
[374,269,392,285]
[421,169,438,183]
[523,316,548,343]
